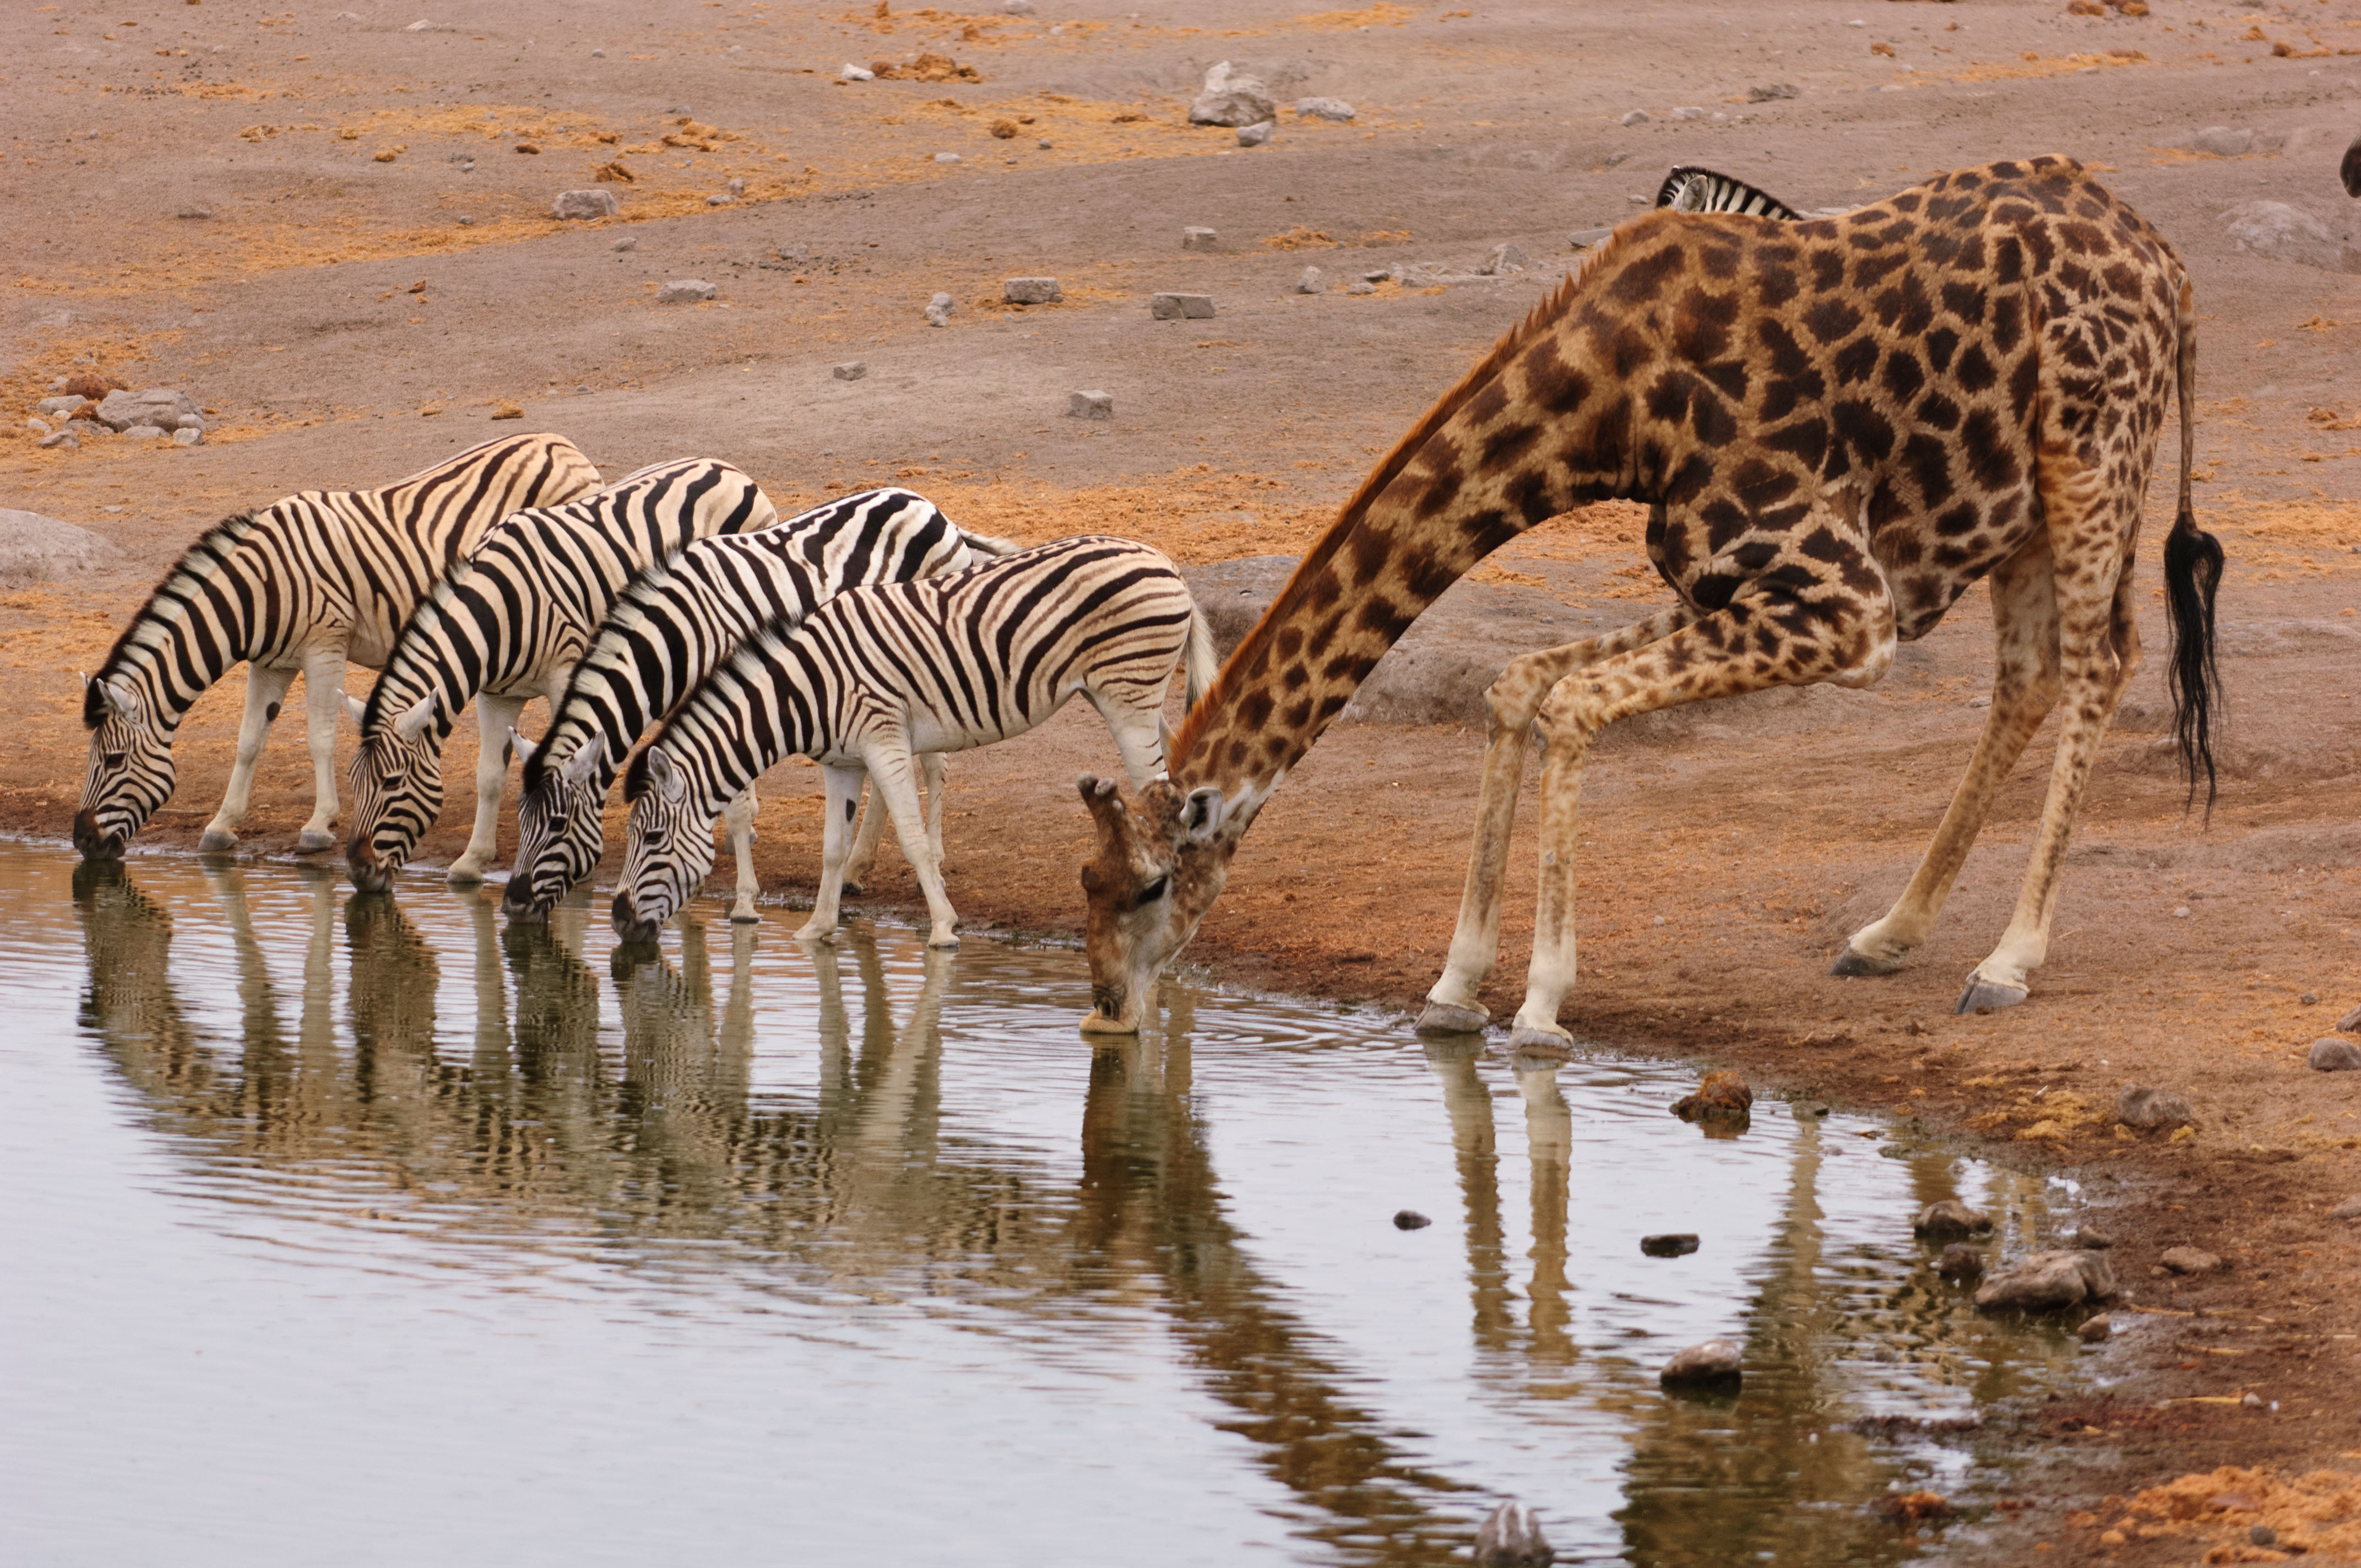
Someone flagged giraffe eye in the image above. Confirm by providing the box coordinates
[1138,875,1170,905]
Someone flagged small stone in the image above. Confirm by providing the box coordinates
[176,205,213,221]
[1345,280,1376,295]
[590,47,604,57]
[1003,276,1063,305]
[1914,1200,1994,1238]
[933,152,962,164]
[1295,96,1355,122]
[1392,1209,1431,1230]
[455,215,474,226]
[707,193,736,206]
[1668,106,1705,121]
[94,388,200,432]
[1149,292,1215,321]
[2160,1246,2224,1275]
[2226,200,2360,274]
[1937,1244,1984,1281]
[1671,1070,1752,1122]
[1473,1502,1551,1566]
[1747,82,1800,101]
[1363,269,1392,283]
[25,419,49,436]
[1641,1233,1700,1257]
[2300,992,2319,1006]
[1974,1249,2119,1311]
[1002,0,1034,12]
[1659,1338,1743,1388]
[1190,60,1276,128]
[1621,110,1650,125]
[613,235,638,252]
[841,63,875,81]
[1294,265,1325,294]
[2330,1196,2361,1221]
[2309,1037,2361,1071]
[553,188,620,220]
[1181,225,1219,251]
[35,396,87,417]
[121,425,168,440]
[2241,1392,2265,1410]
[656,279,717,303]
[2251,1524,2279,1547]
[832,361,867,381]
[2192,126,2255,158]
[1067,389,1114,419]
[1036,139,1052,150]
[2117,1084,2195,1130]
[1479,242,1528,275]
[2072,1224,2115,1250]
[489,402,523,421]
[2341,1002,2361,1032]
[173,426,202,446]
[2078,1313,2112,1342]
[925,291,955,327]
[37,430,79,451]
[1568,226,1614,249]
[1236,121,1274,148]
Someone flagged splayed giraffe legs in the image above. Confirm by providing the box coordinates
[1418,607,1698,1034]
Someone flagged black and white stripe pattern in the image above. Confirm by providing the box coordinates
[344,458,776,892]
[1653,165,1804,221]
[74,432,599,861]
[614,535,1215,948]
[504,486,1017,920]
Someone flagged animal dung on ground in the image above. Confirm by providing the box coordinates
[832,361,868,381]
[2116,1083,2195,1130]
[1670,1069,1751,1122]
[1658,1338,1742,1389]
[1066,389,1113,419]
[1003,276,1062,305]
[1392,1208,1431,1231]
[1973,1249,2119,1312]
[1640,1233,1698,1257]
[1181,225,1218,251]
[1473,1502,1551,1566]
[2308,1036,2361,1071]
[1150,292,1215,320]
[1912,1200,1993,1239]
[656,279,717,303]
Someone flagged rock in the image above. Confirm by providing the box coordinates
[1295,96,1355,122]
[121,425,169,440]
[2309,1037,2361,1071]
[1479,242,1528,275]
[925,291,954,327]
[1748,82,1800,101]
[1913,1200,1994,1239]
[1937,1244,1985,1280]
[1181,226,1219,251]
[1345,279,1376,295]
[1150,292,1215,321]
[1473,1502,1551,1566]
[25,419,48,436]
[1189,61,1276,128]
[2341,1003,2361,1032]
[552,188,619,220]
[728,177,745,196]
[2252,1524,2279,1548]
[2118,1084,2195,1130]
[2072,1224,2115,1250]
[0,509,119,581]
[832,361,867,381]
[173,427,203,447]
[1236,121,1274,148]
[656,279,717,303]
[2302,992,2320,1006]
[489,403,523,421]
[94,388,200,433]
[1393,1209,1431,1231]
[2240,1392,2264,1410]
[1003,276,1062,304]
[840,63,874,81]
[1002,0,1034,12]
[36,396,87,417]
[933,152,962,164]
[2192,125,2255,157]
[37,430,79,451]
[177,205,213,221]
[1036,139,1053,150]
[2226,200,2360,273]
[1671,1070,1752,1122]
[1877,1492,1955,1526]
[1067,389,1114,420]
[1621,110,1649,125]
[1974,1249,2119,1311]
[2160,1246,2223,1275]
[1641,1233,1700,1257]
[1668,106,1705,122]
[1659,1338,1743,1388]
[2330,1196,2361,1221]
[612,235,638,252]
[63,421,109,442]
[1294,265,1325,294]
[2078,1313,2112,1342]
[707,193,735,206]
[1568,226,1614,249]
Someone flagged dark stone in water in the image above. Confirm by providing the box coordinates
[1913,1200,1993,1238]
[2072,1223,2115,1250]
[1659,1338,1741,1388]
[1671,1070,1752,1123]
[1936,1244,1984,1281]
[1393,1209,1431,1230]
[1641,1233,1700,1257]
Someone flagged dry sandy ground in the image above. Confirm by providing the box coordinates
[4,0,2360,1559]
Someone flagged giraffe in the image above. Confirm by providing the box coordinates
[1075,156,2223,1041]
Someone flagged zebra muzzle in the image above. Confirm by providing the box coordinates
[72,809,122,861]
[611,891,659,945]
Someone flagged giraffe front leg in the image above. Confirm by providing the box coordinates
[723,786,762,923]
[1507,690,1597,1054]
[200,662,300,852]
[293,648,350,853]
[449,692,527,885]
[794,765,866,944]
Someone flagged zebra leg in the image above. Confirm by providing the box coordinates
[920,752,947,866]
[839,771,886,896]
[866,740,960,949]
[795,764,867,944]
[1084,686,1169,790]
[294,647,350,853]
[449,692,528,883]
[723,786,762,924]
[200,661,300,851]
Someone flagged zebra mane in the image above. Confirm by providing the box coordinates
[85,509,265,728]
[360,554,479,733]
[523,547,691,793]
[621,603,807,804]
[1652,165,1804,221]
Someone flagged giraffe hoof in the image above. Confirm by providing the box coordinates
[1505,1024,1576,1057]
[1955,975,2029,1016]
[1830,946,1904,978]
[840,878,866,897]
[197,830,238,854]
[1415,1000,1490,1035]
[294,829,336,854]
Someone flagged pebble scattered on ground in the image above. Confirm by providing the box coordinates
[2078,1313,2112,1343]
[552,189,618,220]
[2225,200,2360,273]
[832,360,867,381]
[2192,124,2255,156]
[1295,96,1355,122]
[1181,226,1218,252]
[1295,265,1325,294]
[656,279,717,303]
[925,291,954,327]
[2072,1224,2115,1250]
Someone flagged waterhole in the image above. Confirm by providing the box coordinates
[2,843,2095,1565]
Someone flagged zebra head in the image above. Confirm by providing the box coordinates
[1074,774,1239,1034]
[505,738,607,920]
[613,747,713,945]
[343,690,445,892]
[75,674,173,860]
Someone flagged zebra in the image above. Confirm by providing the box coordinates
[612,535,1216,949]
[502,486,1018,923]
[75,432,600,861]
[1653,165,1803,220]
[341,457,778,894]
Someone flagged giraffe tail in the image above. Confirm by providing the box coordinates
[2163,276,2223,815]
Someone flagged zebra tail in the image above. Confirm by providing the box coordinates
[1184,604,1218,713]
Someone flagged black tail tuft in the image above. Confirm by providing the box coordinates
[2162,504,2223,814]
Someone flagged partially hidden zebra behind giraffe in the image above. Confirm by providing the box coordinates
[614,535,1217,948]
[1073,156,2221,1037]
[341,457,778,893]
[502,486,1017,923]
[75,433,600,861]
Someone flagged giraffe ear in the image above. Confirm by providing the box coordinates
[391,692,437,741]
[1179,785,1226,845]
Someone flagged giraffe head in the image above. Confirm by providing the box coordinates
[1076,774,1245,1033]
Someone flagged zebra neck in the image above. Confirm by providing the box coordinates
[105,513,279,728]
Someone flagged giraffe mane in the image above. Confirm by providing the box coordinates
[1170,229,1630,768]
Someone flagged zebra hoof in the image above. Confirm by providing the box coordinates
[926,932,960,950]
[197,830,238,854]
[446,863,486,887]
[1505,1023,1576,1057]
[1955,975,2029,1016]
[1415,1000,1489,1035]
[1830,946,1904,978]
[730,905,761,925]
[294,829,336,855]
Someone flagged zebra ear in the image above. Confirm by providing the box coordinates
[97,676,140,720]
[508,728,538,768]
[391,692,437,741]
[563,742,603,788]
[340,691,368,729]
[644,748,683,800]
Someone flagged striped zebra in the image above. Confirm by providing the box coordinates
[75,433,599,861]
[341,457,780,893]
[613,535,1215,948]
[1653,165,1803,220]
[502,486,1017,923]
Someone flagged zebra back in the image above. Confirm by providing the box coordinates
[631,535,1192,820]
[361,458,775,748]
[526,487,1007,796]
[86,432,598,731]
[1653,166,1803,221]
